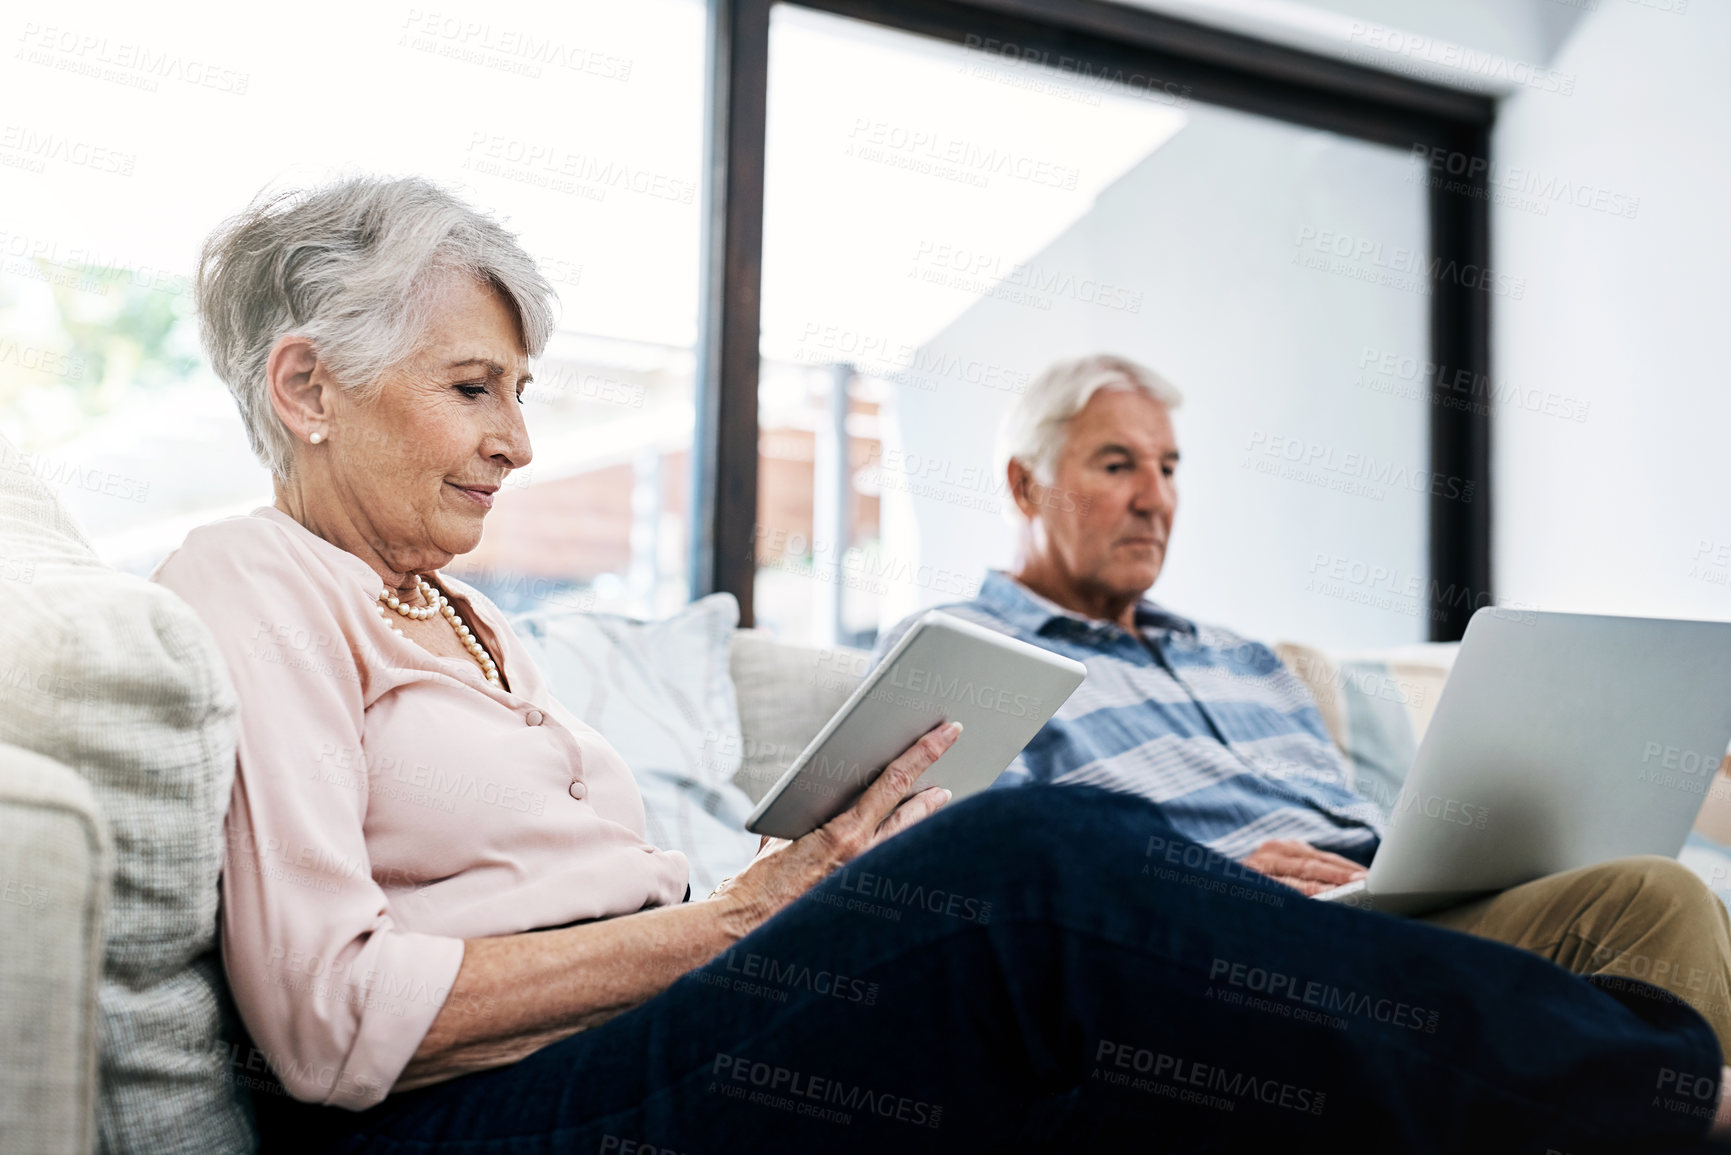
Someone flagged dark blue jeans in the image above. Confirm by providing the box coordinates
[259,784,1723,1153]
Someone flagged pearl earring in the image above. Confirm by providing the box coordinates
[310,431,325,444]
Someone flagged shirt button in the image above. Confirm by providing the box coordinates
[525,709,545,726]
[568,780,587,801]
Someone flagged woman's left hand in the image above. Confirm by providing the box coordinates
[705,721,961,927]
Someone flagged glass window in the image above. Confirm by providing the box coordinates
[1,0,704,618]
[755,6,1432,650]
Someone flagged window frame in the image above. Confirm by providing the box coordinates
[692,0,1495,640]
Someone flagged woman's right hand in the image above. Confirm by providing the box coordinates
[709,721,962,937]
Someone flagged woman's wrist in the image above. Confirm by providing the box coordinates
[703,882,767,945]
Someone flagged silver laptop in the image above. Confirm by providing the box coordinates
[1315,608,1731,916]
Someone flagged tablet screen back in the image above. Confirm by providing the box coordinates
[744,612,1086,839]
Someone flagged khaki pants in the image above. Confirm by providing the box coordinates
[1422,856,1731,1056]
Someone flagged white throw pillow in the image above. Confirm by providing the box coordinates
[509,593,759,893]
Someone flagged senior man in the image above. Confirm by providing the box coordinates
[874,353,1731,1051]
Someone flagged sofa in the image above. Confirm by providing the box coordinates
[9,429,1731,1152]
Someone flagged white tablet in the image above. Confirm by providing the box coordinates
[744,610,1087,840]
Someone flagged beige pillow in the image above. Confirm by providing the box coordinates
[727,631,867,802]
[1275,641,1457,815]
[0,435,252,1153]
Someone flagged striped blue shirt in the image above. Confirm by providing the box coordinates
[872,571,1386,863]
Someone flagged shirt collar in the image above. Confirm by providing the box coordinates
[977,570,1196,641]
[252,505,392,602]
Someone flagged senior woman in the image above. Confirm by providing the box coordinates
[151,177,1731,1154]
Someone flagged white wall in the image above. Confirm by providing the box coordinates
[883,101,1434,649]
[1492,0,1731,622]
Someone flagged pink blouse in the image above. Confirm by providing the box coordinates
[152,506,689,1109]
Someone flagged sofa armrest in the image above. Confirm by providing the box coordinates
[0,742,111,1155]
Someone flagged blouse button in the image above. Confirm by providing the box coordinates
[525,709,545,726]
[568,780,588,801]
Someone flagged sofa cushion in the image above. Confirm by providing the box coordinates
[1672,767,1731,913]
[510,593,759,893]
[0,434,253,1153]
[0,743,110,1155]
[727,632,867,803]
[1275,641,1457,818]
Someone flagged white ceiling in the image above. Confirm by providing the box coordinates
[1107,0,1591,94]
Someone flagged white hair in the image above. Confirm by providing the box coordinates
[195,175,557,480]
[998,353,1183,487]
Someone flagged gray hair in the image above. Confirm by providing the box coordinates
[196,175,557,480]
[998,353,1183,486]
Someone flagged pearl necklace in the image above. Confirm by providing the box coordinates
[377,576,500,687]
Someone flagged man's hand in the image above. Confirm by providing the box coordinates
[1241,838,1367,897]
